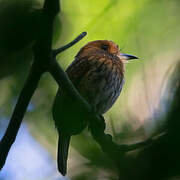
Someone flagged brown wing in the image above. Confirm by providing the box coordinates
[53,56,95,134]
[66,57,91,87]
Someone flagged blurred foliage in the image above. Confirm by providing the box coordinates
[0,0,61,79]
[0,0,39,78]
[0,0,180,179]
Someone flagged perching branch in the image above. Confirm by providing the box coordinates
[0,0,60,170]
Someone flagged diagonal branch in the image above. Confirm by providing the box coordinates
[0,0,60,170]
[0,62,43,170]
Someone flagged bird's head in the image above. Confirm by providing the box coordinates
[76,40,138,62]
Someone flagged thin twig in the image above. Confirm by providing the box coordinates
[117,139,153,152]
[53,32,87,57]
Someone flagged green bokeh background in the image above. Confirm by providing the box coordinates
[0,0,180,179]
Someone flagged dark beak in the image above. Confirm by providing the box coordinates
[118,53,138,61]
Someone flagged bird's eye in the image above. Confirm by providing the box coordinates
[101,44,109,51]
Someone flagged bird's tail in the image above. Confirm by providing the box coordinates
[57,133,70,176]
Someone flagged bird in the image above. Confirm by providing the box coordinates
[52,40,138,176]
